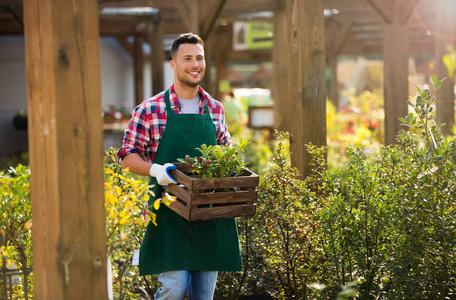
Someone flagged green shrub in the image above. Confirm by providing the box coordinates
[217,78,455,299]
[0,164,33,299]
[317,77,455,299]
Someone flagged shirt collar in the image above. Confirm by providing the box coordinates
[168,84,210,113]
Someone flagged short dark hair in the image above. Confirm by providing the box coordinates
[170,33,204,58]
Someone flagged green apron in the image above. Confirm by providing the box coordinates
[139,89,242,275]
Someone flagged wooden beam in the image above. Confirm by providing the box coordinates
[23,0,107,299]
[288,0,327,176]
[98,0,175,9]
[134,35,144,105]
[325,20,351,109]
[212,25,232,99]
[0,0,21,5]
[174,0,228,40]
[200,0,228,40]
[399,0,419,24]
[173,0,193,31]
[189,0,199,33]
[150,17,164,95]
[98,0,278,13]
[272,0,289,131]
[365,0,419,144]
[366,0,394,23]
[382,0,410,144]
[6,3,22,30]
[328,20,352,57]
[435,0,456,134]
[115,35,133,56]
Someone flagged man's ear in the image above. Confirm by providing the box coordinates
[170,59,176,71]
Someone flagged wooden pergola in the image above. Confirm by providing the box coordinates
[0,0,455,298]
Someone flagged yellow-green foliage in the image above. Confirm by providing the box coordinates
[104,148,175,256]
[327,90,384,169]
[0,164,33,298]
[0,165,31,266]
[443,46,456,79]
[0,150,172,299]
[104,149,152,255]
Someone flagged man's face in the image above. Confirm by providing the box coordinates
[171,43,206,88]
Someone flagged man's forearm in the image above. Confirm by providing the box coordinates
[120,153,152,176]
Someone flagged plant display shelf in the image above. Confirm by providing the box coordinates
[163,163,259,221]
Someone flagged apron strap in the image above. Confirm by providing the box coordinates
[165,88,211,116]
[164,89,174,115]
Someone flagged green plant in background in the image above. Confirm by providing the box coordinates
[12,111,28,131]
[0,152,29,171]
[443,46,456,79]
[401,75,444,149]
[104,148,151,255]
[0,164,33,299]
[177,140,248,178]
[327,89,384,169]
[218,132,324,299]
[217,79,454,299]
[318,77,455,299]
[104,148,173,299]
[0,150,167,299]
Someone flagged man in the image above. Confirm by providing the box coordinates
[117,33,242,300]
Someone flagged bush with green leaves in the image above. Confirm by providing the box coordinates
[0,150,164,299]
[216,133,325,299]
[317,76,455,299]
[0,164,33,299]
[217,78,454,299]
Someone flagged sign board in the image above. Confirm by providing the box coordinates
[233,21,273,51]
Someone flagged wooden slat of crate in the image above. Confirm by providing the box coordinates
[171,169,195,189]
[190,204,256,221]
[164,183,191,203]
[192,175,258,190]
[168,198,190,220]
[191,190,257,205]
[164,164,259,221]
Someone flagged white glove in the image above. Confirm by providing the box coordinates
[149,163,177,186]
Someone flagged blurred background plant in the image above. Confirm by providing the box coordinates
[327,89,384,169]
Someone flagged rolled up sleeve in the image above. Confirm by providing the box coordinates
[216,104,232,146]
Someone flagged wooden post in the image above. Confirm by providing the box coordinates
[272,0,289,131]
[325,20,352,110]
[134,35,144,105]
[213,26,232,100]
[23,0,107,299]
[328,56,338,109]
[287,0,327,176]
[366,0,419,144]
[150,16,165,95]
[435,0,456,134]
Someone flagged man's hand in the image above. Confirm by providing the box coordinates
[149,163,177,185]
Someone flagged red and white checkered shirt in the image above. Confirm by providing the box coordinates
[117,84,232,162]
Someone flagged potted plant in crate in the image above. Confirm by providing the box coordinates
[163,141,259,221]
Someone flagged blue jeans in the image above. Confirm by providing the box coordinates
[154,270,218,300]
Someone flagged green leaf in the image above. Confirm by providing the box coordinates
[430,74,440,89]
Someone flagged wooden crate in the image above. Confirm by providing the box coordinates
[162,163,259,221]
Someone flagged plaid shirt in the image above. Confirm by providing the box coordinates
[117,84,232,162]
